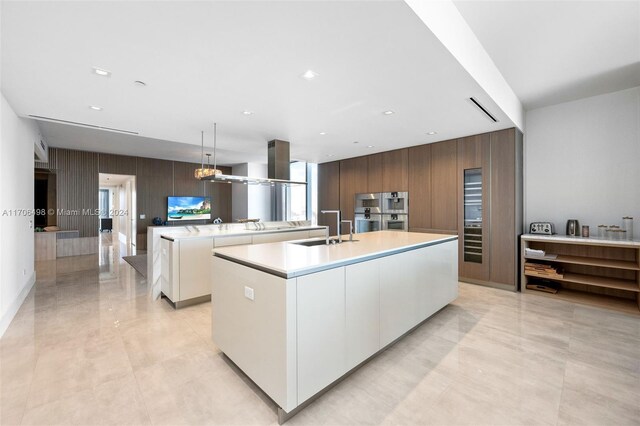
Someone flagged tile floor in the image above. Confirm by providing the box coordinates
[1,236,639,425]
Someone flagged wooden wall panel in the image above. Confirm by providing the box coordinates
[136,158,173,234]
[490,128,516,287]
[431,140,458,232]
[46,149,234,244]
[367,153,383,193]
[318,161,340,236]
[55,149,99,237]
[382,149,408,192]
[205,166,232,223]
[408,144,431,231]
[98,153,137,175]
[173,161,205,197]
[339,156,368,225]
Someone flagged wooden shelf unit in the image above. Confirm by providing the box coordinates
[521,235,640,314]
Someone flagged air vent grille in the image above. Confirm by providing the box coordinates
[28,115,139,135]
[469,97,498,123]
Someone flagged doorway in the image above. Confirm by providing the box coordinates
[98,173,136,258]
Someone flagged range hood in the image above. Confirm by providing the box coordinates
[202,139,306,186]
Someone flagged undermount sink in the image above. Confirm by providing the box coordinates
[290,239,359,247]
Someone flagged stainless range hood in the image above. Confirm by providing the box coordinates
[202,139,307,186]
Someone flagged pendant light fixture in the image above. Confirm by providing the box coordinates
[194,124,222,179]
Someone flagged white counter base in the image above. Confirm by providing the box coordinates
[211,234,458,422]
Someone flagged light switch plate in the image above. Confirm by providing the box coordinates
[140,214,146,219]
[244,286,255,301]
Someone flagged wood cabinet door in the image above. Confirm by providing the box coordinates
[367,153,383,193]
[458,133,491,282]
[318,161,340,235]
[431,140,458,232]
[408,144,432,231]
[489,128,517,287]
[339,156,368,226]
[382,149,408,192]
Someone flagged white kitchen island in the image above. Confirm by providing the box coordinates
[211,231,458,423]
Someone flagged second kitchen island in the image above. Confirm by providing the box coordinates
[211,231,458,423]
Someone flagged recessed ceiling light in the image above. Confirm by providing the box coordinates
[427,131,437,135]
[301,70,319,80]
[92,67,111,77]
[367,145,374,148]
[89,105,103,111]
[319,132,327,136]
[383,110,395,115]
[326,154,333,157]
[134,80,147,87]
[242,110,254,115]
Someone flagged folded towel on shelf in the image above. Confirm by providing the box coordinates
[525,248,546,257]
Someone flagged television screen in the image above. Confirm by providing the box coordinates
[167,196,211,221]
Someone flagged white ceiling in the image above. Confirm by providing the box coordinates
[2,0,514,165]
[454,0,640,110]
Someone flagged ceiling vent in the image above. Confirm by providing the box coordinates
[34,136,48,162]
[468,97,498,123]
[28,115,139,135]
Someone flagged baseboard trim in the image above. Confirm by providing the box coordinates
[0,270,36,338]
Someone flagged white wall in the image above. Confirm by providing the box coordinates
[231,163,271,222]
[525,87,640,238]
[0,93,39,336]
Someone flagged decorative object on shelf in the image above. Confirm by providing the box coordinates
[152,217,163,226]
[597,225,607,239]
[194,125,222,179]
[623,216,633,240]
[213,217,223,224]
[566,219,579,236]
[529,222,555,235]
[581,225,590,238]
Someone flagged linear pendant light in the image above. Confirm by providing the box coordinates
[200,124,307,186]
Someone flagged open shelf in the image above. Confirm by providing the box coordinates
[525,287,640,316]
[524,271,639,292]
[522,235,640,314]
[524,254,640,271]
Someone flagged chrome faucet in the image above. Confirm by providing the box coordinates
[341,220,353,242]
[320,210,341,244]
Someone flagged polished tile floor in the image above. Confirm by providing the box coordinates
[1,236,639,425]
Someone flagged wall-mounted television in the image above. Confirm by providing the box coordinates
[167,196,211,221]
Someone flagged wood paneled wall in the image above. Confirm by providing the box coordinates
[38,148,233,239]
[48,149,100,237]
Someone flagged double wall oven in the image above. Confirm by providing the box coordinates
[354,193,382,233]
[355,191,409,233]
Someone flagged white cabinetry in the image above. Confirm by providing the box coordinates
[252,230,311,244]
[212,237,458,417]
[161,237,213,307]
[297,268,346,403]
[178,238,213,301]
[345,260,380,369]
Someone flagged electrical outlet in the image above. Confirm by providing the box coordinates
[140,214,146,219]
[244,286,255,301]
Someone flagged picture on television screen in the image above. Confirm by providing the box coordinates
[167,196,211,221]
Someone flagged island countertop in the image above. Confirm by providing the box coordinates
[161,225,326,241]
[213,230,458,278]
